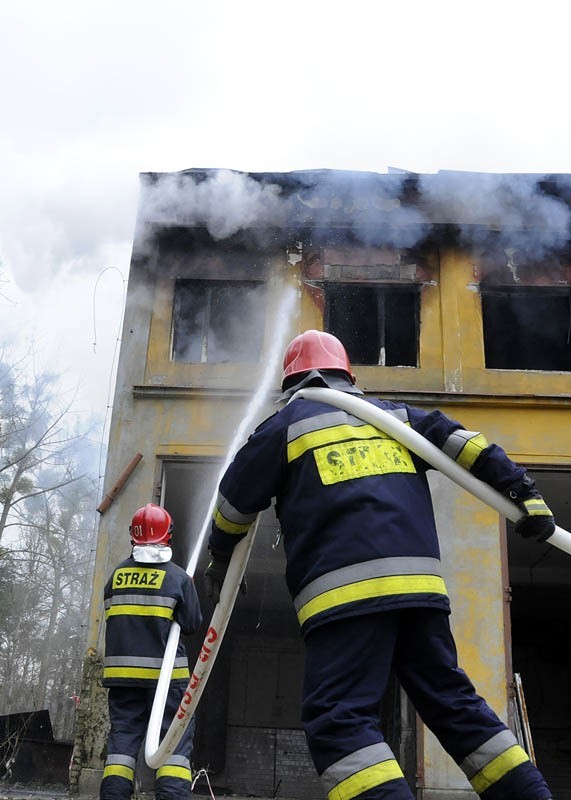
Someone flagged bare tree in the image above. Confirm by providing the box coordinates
[0,354,87,544]
[0,351,100,739]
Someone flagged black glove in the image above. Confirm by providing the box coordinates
[506,475,555,542]
[204,550,247,605]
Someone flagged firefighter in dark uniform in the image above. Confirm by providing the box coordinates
[205,330,554,800]
[100,503,202,800]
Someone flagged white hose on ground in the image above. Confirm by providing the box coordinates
[294,387,571,556]
[145,518,260,769]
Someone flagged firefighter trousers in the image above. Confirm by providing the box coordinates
[99,685,195,800]
[301,609,552,800]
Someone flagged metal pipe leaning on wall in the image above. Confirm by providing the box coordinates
[294,388,571,556]
[96,452,143,514]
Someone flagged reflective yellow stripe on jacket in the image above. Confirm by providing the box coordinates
[294,556,448,628]
[104,593,176,621]
[286,409,410,463]
[103,655,190,682]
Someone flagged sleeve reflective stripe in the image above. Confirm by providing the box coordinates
[470,745,529,794]
[105,605,174,620]
[104,656,189,669]
[321,744,404,800]
[213,508,252,535]
[288,423,393,463]
[103,666,190,680]
[442,429,489,470]
[297,574,448,627]
[522,497,552,516]
[213,492,257,534]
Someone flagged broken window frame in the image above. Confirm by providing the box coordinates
[480,285,571,372]
[322,282,421,368]
[171,278,267,364]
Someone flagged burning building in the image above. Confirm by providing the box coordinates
[72,168,571,799]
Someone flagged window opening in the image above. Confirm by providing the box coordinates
[325,284,420,367]
[481,287,571,371]
[172,279,266,363]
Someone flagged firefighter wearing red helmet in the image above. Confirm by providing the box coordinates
[206,330,554,800]
[100,504,202,800]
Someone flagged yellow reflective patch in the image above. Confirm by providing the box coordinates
[213,508,251,535]
[112,567,165,590]
[288,423,391,463]
[313,438,416,485]
[297,575,448,626]
[103,764,134,781]
[456,433,489,470]
[328,759,404,800]
[470,745,529,794]
[523,498,552,517]
[105,605,174,620]
[156,765,192,781]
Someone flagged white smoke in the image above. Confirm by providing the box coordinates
[136,167,571,259]
[418,171,571,255]
[138,169,288,239]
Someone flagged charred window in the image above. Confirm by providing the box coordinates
[325,284,420,366]
[481,287,571,371]
[172,279,266,363]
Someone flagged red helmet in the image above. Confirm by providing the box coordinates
[282,330,355,385]
[129,503,173,546]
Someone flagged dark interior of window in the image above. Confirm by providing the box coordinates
[325,284,419,367]
[172,279,266,363]
[481,287,571,371]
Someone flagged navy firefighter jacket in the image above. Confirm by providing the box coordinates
[103,555,202,687]
[210,395,525,636]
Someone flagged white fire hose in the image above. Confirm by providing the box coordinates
[145,518,260,768]
[145,385,571,769]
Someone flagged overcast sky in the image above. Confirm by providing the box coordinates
[2,0,571,427]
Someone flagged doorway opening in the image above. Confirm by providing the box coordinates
[507,469,571,798]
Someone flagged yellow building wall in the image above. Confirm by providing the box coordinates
[77,242,571,797]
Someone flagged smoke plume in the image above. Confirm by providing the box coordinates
[137,167,571,257]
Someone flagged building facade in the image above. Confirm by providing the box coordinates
[72,168,571,799]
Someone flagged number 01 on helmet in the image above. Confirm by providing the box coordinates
[129,503,173,545]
